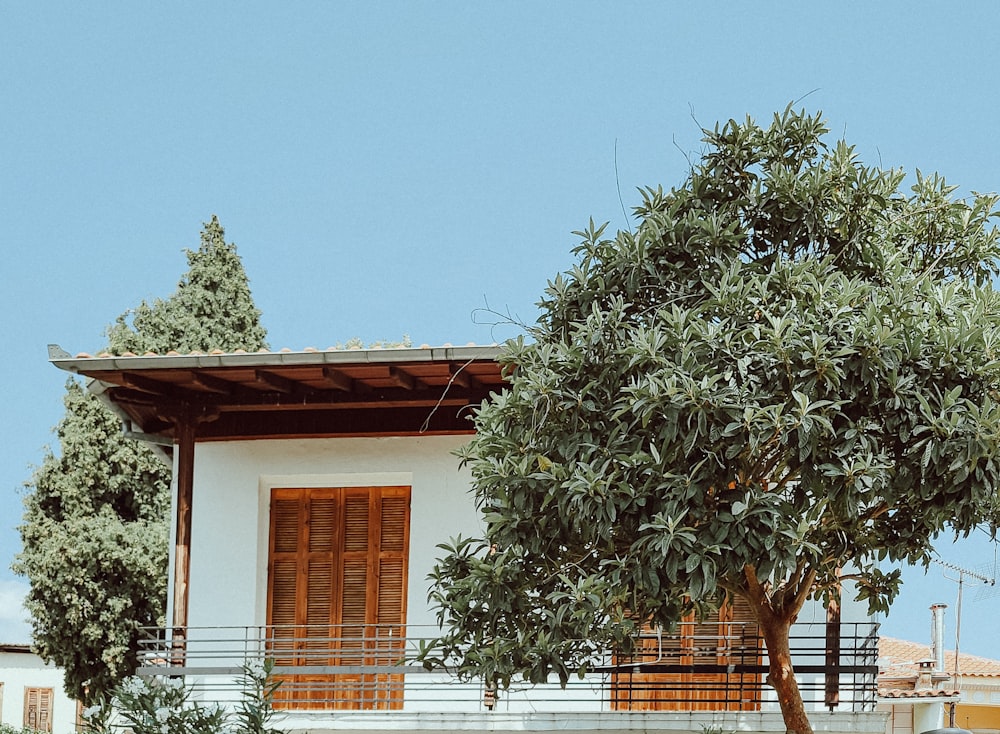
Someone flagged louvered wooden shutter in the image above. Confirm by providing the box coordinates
[268,492,302,666]
[612,595,761,712]
[266,486,410,710]
[376,489,409,628]
[339,491,370,668]
[305,493,337,667]
[24,687,53,732]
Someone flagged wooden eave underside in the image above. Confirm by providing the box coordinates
[62,356,507,440]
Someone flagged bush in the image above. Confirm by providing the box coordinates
[81,659,283,734]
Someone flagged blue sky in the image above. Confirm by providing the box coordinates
[3,2,1000,661]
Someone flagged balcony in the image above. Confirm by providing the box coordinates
[136,622,883,733]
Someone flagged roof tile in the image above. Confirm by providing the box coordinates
[880,636,1000,678]
[878,687,960,699]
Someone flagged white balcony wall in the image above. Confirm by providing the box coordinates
[164,433,875,713]
[169,435,479,634]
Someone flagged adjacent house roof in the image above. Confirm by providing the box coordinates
[0,643,32,653]
[880,636,1000,679]
[48,343,507,441]
[878,637,964,701]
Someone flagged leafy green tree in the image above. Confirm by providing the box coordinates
[426,109,1000,734]
[16,381,169,702]
[17,216,267,703]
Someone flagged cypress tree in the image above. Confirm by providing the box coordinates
[17,216,267,703]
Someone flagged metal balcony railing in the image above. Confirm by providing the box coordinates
[136,622,879,713]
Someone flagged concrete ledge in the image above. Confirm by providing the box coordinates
[277,709,889,734]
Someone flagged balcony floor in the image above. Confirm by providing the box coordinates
[273,709,889,734]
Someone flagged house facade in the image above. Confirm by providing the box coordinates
[879,635,1000,734]
[0,644,78,734]
[50,343,887,734]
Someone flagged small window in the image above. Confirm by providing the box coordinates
[24,686,54,732]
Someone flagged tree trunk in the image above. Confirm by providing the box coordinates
[758,611,813,734]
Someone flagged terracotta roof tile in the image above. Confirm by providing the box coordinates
[878,687,960,699]
[880,636,1000,678]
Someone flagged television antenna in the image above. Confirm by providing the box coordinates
[931,557,995,728]
[931,558,996,679]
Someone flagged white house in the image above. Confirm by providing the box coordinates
[879,634,1000,734]
[0,644,78,734]
[49,343,887,734]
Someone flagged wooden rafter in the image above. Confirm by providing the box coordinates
[321,367,355,392]
[122,372,177,396]
[388,366,422,390]
[191,372,235,395]
[253,370,301,394]
[52,348,508,441]
[448,362,482,391]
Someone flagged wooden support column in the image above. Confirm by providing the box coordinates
[164,402,218,662]
[824,591,841,710]
[172,415,196,655]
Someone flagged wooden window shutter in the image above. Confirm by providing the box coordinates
[24,687,53,732]
[267,491,302,666]
[612,595,761,712]
[376,490,409,626]
[338,490,370,669]
[304,492,337,666]
[266,486,410,710]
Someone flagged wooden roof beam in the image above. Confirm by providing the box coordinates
[321,367,355,392]
[253,370,301,394]
[191,372,235,395]
[121,372,178,396]
[389,366,423,391]
[448,363,482,391]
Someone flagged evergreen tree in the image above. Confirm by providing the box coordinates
[16,381,170,702]
[106,215,267,354]
[17,216,267,703]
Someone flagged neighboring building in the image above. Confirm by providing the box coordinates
[49,343,887,734]
[879,635,1000,734]
[0,644,78,734]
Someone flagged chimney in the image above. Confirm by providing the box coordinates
[930,603,947,672]
[915,658,936,690]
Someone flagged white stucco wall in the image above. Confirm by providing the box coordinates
[168,433,876,712]
[0,649,77,734]
[172,434,872,631]
[173,434,480,634]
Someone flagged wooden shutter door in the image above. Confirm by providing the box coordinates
[611,622,686,710]
[373,488,409,709]
[302,490,337,708]
[267,486,410,711]
[611,595,761,711]
[335,489,371,709]
[267,490,305,707]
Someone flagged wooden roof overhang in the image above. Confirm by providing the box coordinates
[48,343,508,442]
[50,342,507,640]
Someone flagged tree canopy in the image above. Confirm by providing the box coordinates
[17,216,267,703]
[106,215,267,354]
[425,108,1000,734]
